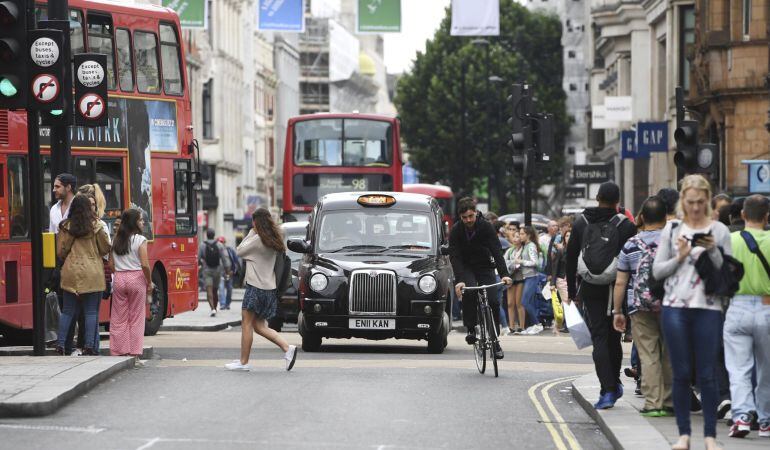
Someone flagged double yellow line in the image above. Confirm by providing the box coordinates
[528,376,582,450]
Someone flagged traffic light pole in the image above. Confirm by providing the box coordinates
[48,0,70,180]
[25,0,45,356]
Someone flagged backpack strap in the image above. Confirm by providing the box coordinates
[609,213,628,228]
[740,231,770,278]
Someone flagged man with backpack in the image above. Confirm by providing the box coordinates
[566,182,637,409]
[724,194,770,438]
[198,228,232,317]
[612,196,673,416]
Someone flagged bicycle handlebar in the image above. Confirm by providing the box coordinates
[461,281,506,292]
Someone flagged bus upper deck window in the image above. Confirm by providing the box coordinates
[70,10,85,55]
[87,14,117,90]
[134,31,160,94]
[116,29,134,92]
[159,23,183,96]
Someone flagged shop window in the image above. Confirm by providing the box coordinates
[202,80,213,139]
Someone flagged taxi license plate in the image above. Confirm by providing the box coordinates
[349,318,395,329]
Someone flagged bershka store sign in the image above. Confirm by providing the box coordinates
[572,163,613,184]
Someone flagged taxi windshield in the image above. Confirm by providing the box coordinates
[317,211,434,253]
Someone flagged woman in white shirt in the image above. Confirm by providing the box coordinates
[652,175,732,450]
[226,208,297,372]
[108,209,151,357]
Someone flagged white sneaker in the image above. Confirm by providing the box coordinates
[210,309,216,317]
[224,361,250,371]
[284,345,297,371]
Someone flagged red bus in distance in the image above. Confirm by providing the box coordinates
[0,0,199,343]
[282,113,403,221]
[402,183,455,230]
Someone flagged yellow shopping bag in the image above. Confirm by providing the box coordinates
[551,289,564,326]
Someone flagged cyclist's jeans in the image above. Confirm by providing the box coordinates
[461,270,501,334]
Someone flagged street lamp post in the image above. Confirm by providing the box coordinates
[471,39,492,210]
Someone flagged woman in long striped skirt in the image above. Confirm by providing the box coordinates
[109,209,152,357]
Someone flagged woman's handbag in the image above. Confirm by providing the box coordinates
[695,247,744,297]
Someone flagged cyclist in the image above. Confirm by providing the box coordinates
[450,197,513,359]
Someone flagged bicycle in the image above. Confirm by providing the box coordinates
[461,281,505,377]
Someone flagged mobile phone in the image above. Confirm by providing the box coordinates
[691,231,712,246]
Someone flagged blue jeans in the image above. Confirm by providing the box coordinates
[724,296,770,423]
[58,291,101,353]
[495,275,508,329]
[661,306,722,437]
[219,276,233,308]
[521,276,539,328]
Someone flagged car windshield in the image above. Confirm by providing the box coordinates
[316,211,435,253]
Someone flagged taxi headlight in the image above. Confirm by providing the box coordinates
[309,273,328,292]
[418,275,437,294]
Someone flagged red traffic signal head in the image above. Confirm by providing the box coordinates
[674,120,698,146]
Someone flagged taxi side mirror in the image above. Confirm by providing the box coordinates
[287,238,311,254]
[440,244,450,256]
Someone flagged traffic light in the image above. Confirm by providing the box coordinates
[534,113,554,162]
[674,119,698,173]
[506,83,532,154]
[0,0,28,109]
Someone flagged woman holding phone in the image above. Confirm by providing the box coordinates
[652,175,732,450]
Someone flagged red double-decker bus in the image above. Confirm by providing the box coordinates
[282,113,403,221]
[402,183,455,229]
[0,0,199,343]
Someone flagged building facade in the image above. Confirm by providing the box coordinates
[689,0,770,193]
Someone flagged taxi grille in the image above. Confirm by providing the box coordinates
[349,269,397,315]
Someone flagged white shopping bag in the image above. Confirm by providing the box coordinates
[564,302,592,349]
[541,282,552,300]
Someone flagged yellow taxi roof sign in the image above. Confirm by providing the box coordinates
[357,194,396,207]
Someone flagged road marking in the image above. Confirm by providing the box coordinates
[135,437,160,450]
[528,375,581,450]
[543,378,582,450]
[153,358,594,372]
[0,423,105,434]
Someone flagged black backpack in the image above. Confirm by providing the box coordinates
[273,251,292,297]
[204,241,220,268]
[576,213,627,285]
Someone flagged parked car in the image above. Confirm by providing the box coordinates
[288,192,453,353]
[268,221,309,332]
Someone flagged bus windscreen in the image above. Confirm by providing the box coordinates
[293,119,392,167]
[292,173,394,206]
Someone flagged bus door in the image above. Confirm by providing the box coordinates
[0,155,30,314]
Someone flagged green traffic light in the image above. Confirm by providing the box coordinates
[0,77,18,97]
[50,109,63,116]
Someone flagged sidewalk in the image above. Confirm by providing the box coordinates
[160,288,244,332]
[0,356,134,417]
[572,373,767,449]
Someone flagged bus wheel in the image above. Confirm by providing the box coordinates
[0,325,32,346]
[145,271,166,336]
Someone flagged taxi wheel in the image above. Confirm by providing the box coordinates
[427,316,447,354]
[302,333,322,352]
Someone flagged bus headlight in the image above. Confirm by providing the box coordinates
[418,275,437,294]
[310,273,328,292]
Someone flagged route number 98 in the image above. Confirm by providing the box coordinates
[351,178,367,190]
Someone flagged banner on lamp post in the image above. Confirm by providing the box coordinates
[450,0,499,36]
[604,96,632,122]
[357,0,401,33]
[163,0,207,28]
[258,0,305,32]
[591,105,619,130]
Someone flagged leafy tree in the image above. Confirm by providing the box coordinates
[394,1,567,213]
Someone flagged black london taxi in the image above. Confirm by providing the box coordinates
[287,192,454,353]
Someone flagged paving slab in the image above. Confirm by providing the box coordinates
[0,355,134,417]
[572,373,670,450]
[572,373,767,449]
[0,345,153,359]
[160,301,243,331]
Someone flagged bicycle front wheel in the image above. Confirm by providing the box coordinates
[484,305,499,378]
[473,305,486,374]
